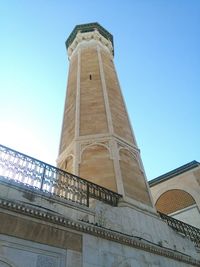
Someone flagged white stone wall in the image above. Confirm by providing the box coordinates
[0,233,197,267]
[0,235,82,267]
[0,180,200,266]
[91,201,198,258]
[82,234,192,267]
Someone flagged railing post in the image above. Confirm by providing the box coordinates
[40,165,46,190]
[86,184,90,207]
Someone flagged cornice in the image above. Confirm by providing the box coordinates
[67,30,113,58]
[0,198,199,266]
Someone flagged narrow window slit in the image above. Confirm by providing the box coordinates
[89,74,92,80]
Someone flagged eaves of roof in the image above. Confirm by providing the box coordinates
[149,160,200,187]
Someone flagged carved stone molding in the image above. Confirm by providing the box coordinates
[57,142,75,165]
[68,30,113,58]
[79,141,112,163]
[117,144,144,172]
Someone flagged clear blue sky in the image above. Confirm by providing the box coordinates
[0,1,199,180]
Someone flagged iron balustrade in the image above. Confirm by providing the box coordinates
[159,212,200,248]
[0,144,122,207]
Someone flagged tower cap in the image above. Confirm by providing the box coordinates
[66,22,114,50]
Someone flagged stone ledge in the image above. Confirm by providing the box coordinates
[0,211,82,252]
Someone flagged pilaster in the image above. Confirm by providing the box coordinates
[97,44,114,134]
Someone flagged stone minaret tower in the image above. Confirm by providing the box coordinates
[57,23,155,212]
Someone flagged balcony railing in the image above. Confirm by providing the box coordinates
[159,212,200,248]
[0,144,122,207]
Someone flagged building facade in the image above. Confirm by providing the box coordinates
[149,161,200,228]
[0,23,200,267]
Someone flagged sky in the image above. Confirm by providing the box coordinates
[0,1,200,180]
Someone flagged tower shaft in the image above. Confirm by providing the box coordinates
[58,23,154,211]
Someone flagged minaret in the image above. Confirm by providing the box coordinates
[57,23,155,211]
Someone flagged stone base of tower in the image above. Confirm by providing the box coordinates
[118,196,157,215]
[57,135,156,214]
[1,178,199,267]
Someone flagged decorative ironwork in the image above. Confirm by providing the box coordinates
[159,212,200,248]
[0,144,122,207]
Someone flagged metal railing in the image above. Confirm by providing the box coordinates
[0,144,122,207]
[159,212,200,248]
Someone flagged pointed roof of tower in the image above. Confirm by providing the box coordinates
[65,22,114,50]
